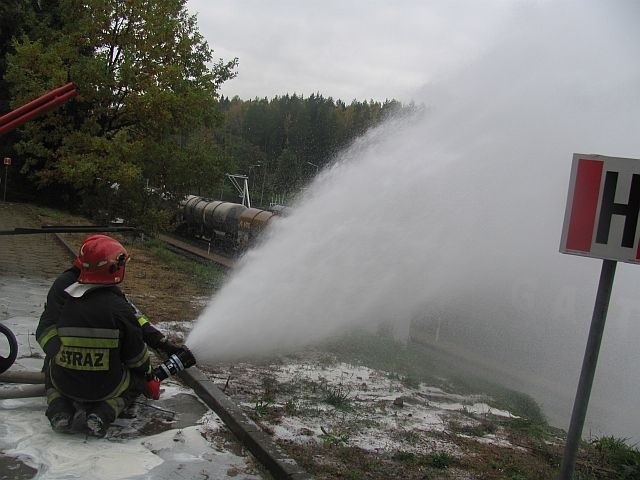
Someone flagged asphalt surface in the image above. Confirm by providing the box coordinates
[0,202,266,480]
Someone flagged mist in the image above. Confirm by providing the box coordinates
[188,0,640,441]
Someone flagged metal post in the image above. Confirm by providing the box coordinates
[260,164,267,207]
[3,164,8,202]
[558,259,617,479]
[243,178,251,208]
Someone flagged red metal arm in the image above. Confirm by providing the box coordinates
[0,82,78,135]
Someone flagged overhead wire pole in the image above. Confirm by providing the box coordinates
[2,157,9,202]
[226,173,251,208]
[248,164,261,207]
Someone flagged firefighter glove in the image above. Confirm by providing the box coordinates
[144,378,161,400]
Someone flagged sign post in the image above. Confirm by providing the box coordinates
[3,157,10,202]
[558,153,640,479]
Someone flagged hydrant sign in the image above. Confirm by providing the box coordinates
[560,153,640,264]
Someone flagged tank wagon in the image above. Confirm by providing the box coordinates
[179,195,277,251]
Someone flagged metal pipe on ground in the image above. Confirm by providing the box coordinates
[0,370,45,384]
[0,384,45,399]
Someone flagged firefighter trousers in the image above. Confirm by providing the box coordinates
[45,367,145,427]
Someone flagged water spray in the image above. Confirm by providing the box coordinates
[186,1,640,443]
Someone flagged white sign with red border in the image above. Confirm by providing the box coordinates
[560,153,640,264]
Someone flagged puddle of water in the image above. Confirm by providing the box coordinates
[0,453,37,480]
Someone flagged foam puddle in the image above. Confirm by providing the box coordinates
[0,384,262,480]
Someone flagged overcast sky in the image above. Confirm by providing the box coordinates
[186,0,518,103]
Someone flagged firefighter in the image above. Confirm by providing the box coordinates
[37,234,183,361]
[39,236,154,437]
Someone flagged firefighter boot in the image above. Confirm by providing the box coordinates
[49,412,72,433]
[86,413,108,438]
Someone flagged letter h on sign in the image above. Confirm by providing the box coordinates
[560,153,640,264]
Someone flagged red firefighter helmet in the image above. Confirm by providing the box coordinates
[77,236,129,284]
[73,234,112,268]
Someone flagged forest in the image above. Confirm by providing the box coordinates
[0,0,409,232]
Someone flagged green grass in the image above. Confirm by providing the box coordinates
[426,451,455,469]
[144,239,227,289]
[319,426,350,446]
[591,436,640,479]
[322,385,352,410]
[34,206,76,222]
[253,399,272,417]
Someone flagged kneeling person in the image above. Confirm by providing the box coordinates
[45,236,150,437]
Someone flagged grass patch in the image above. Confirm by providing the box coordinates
[590,436,640,479]
[253,399,272,417]
[322,385,351,410]
[391,450,456,469]
[144,239,226,289]
[319,426,350,447]
[34,206,78,223]
[426,451,455,469]
[504,417,551,441]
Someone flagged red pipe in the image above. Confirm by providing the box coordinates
[0,89,78,135]
[0,82,76,128]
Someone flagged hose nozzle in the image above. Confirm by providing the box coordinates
[152,346,196,381]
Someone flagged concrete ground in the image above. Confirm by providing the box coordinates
[0,202,266,480]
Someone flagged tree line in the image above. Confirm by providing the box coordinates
[0,0,407,233]
[212,95,406,206]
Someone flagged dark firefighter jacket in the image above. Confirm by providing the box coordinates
[47,286,151,402]
[36,267,168,359]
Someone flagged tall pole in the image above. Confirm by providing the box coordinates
[3,158,9,202]
[260,164,267,207]
[558,259,617,479]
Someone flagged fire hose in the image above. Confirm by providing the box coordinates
[0,323,18,375]
[0,324,43,398]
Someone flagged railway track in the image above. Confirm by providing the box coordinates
[158,232,236,269]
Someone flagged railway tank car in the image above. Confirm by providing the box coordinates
[179,195,277,251]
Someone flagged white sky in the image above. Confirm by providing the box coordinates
[186,0,516,102]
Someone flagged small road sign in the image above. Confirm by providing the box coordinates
[558,152,639,479]
[560,153,640,264]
